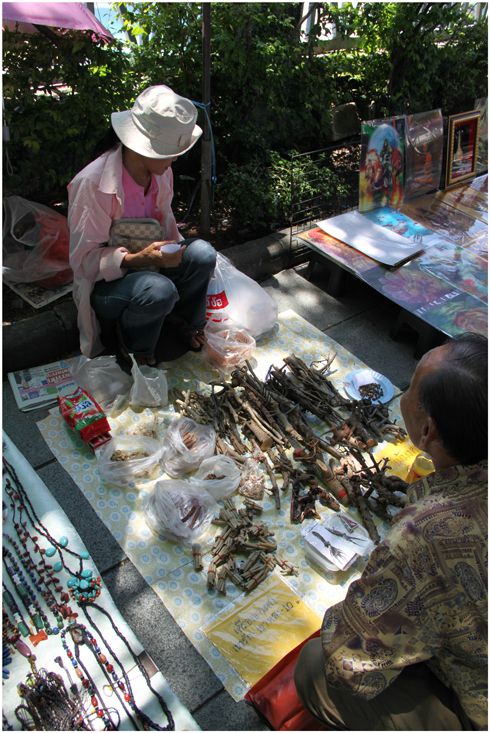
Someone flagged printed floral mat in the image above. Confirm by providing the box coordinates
[37,310,403,701]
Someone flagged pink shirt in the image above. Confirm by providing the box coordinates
[121,166,161,220]
[67,144,183,356]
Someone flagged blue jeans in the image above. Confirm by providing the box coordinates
[91,238,216,357]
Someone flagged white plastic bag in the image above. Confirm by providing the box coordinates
[2,195,73,287]
[204,319,256,372]
[70,355,132,409]
[129,354,168,407]
[162,417,216,478]
[144,478,218,543]
[206,253,278,339]
[191,455,241,500]
[96,435,165,485]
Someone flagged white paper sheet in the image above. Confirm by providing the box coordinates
[317,210,424,266]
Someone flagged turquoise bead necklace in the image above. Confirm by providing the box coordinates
[3,457,102,606]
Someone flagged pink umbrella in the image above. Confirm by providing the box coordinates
[2,2,113,41]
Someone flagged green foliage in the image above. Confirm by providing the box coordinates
[3,2,487,235]
[3,29,130,202]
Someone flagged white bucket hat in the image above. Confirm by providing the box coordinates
[111,85,202,159]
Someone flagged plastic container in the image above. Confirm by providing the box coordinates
[160,243,182,253]
[406,452,435,483]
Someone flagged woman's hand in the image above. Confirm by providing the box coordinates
[122,241,186,269]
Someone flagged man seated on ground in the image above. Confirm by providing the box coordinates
[294,333,487,731]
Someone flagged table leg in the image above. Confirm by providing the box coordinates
[390,309,446,359]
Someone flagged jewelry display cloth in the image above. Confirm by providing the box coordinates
[2,432,199,731]
[36,310,402,701]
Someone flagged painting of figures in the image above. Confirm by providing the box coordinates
[359,116,405,213]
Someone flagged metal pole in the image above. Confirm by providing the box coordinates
[200,2,211,236]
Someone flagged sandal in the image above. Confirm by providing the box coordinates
[165,314,206,352]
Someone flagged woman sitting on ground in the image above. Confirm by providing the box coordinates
[67,85,216,366]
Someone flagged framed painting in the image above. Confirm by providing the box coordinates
[445,111,480,188]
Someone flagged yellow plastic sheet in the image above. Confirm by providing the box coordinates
[203,574,321,689]
[374,438,434,482]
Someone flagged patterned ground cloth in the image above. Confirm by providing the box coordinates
[37,310,402,700]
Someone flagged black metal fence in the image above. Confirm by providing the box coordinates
[289,137,361,247]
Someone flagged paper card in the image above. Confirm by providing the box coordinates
[202,574,321,689]
[317,210,423,266]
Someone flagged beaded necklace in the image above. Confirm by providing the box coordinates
[4,533,66,630]
[60,624,122,730]
[3,457,102,605]
[69,613,174,732]
[3,546,54,638]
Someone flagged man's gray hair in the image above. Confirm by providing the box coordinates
[418,332,487,465]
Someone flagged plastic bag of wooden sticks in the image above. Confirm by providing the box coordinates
[162,417,216,478]
[143,478,218,543]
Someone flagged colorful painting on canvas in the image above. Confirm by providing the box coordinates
[445,111,480,187]
[401,196,486,247]
[405,109,444,199]
[436,182,488,224]
[361,206,447,249]
[297,227,381,277]
[361,261,487,338]
[418,241,488,304]
[359,116,405,213]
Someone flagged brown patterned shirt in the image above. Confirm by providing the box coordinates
[321,461,487,728]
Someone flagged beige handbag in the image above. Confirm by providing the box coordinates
[109,218,164,271]
[109,217,164,252]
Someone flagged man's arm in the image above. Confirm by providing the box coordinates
[321,534,439,698]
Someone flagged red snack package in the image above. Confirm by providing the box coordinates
[58,387,111,449]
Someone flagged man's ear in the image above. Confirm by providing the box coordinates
[419,415,439,451]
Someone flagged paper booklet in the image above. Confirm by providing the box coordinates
[8,358,78,412]
[303,512,374,572]
[317,210,424,266]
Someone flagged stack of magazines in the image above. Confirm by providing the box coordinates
[8,358,78,412]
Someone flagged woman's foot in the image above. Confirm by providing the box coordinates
[135,354,157,366]
[165,313,207,352]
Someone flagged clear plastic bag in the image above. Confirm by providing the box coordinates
[143,478,218,543]
[2,195,73,287]
[238,457,266,500]
[70,355,132,409]
[162,417,216,478]
[96,434,165,486]
[129,354,168,408]
[204,319,256,372]
[191,455,241,500]
[206,253,278,339]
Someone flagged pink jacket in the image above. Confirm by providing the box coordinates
[67,144,183,356]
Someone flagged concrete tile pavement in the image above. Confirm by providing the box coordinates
[2,264,420,730]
